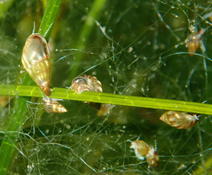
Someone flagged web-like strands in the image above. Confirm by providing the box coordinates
[0,0,211,174]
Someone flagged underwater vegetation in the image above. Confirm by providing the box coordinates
[0,0,211,174]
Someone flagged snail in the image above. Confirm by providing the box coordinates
[43,97,67,113]
[71,75,102,94]
[160,111,198,129]
[21,33,51,96]
[186,29,204,56]
[130,140,159,167]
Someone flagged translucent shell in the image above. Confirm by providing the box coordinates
[97,104,115,116]
[43,98,67,113]
[130,140,150,159]
[21,33,51,96]
[186,29,204,56]
[71,75,102,94]
[130,140,159,167]
[0,96,10,107]
[160,111,198,129]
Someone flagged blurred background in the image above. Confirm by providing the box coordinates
[0,0,211,174]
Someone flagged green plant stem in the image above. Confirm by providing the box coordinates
[38,0,61,37]
[0,0,61,174]
[0,85,212,115]
[0,97,27,174]
[69,0,107,79]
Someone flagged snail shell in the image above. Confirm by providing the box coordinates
[130,140,150,160]
[43,98,67,113]
[71,75,102,94]
[97,104,115,116]
[160,111,198,129]
[186,29,204,56]
[130,140,159,167]
[21,33,51,96]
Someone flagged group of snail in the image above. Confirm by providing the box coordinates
[131,29,203,166]
[20,33,200,167]
[21,33,103,113]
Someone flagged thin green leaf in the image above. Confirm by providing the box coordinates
[0,84,212,115]
[0,0,62,174]
[38,0,61,37]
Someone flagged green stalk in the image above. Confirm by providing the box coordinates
[38,0,61,37]
[69,0,107,79]
[0,97,26,174]
[0,0,61,174]
[0,85,212,115]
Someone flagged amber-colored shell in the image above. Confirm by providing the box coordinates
[97,104,114,116]
[43,98,67,113]
[160,111,198,129]
[130,140,150,159]
[130,140,159,167]
[21,33,51,96]
[71,75,102,94]
[0,96,11,107]
[186,29,204,56]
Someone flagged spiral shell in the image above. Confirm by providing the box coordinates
[43,97,67,113]
[71,75,102,94]
[21,33,51,96]
[160,111,198,129]
[186,29,204,56]
[130,140,159,167]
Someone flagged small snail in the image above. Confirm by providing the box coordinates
[43,97,67,113]
[71,75,102,94]
[186,29,204,56]
[21,33,51,96]
[71,75,111,113]
[160,111,198,129]
[130,140,159,167]
[97,104,115,116]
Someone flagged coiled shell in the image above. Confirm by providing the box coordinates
[186,29,204,56]
[21,33,51,96]
[160,111,198,129]
[71,75,102,94]
[130,140,159,167]
[43,97,67,113]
